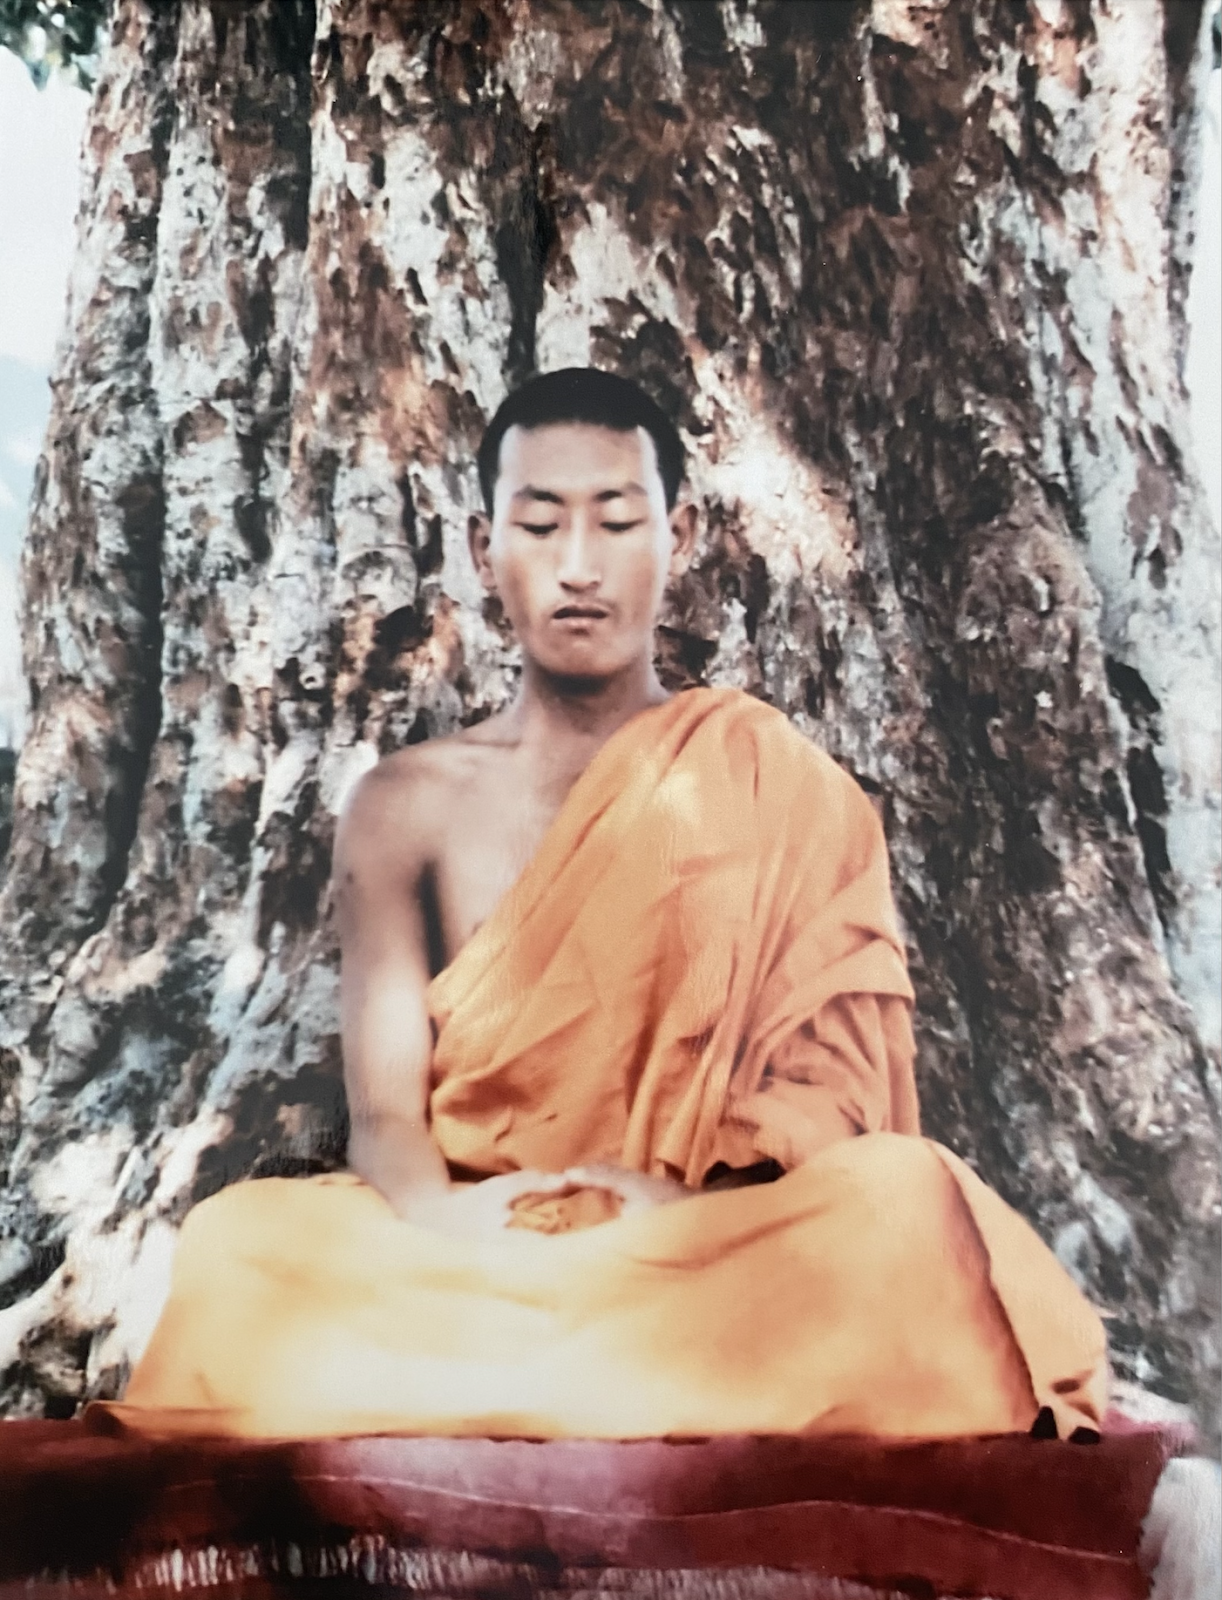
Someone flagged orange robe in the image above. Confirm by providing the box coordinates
[99,688,1107,1441]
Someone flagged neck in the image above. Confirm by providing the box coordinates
[505,656,671,773]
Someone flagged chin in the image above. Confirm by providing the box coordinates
[536,650,629,689]
[542,659,617,688]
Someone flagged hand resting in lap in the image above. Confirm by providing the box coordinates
[398,1170,575,1240]
[401,1165,691,1240]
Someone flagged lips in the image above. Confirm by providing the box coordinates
[553,605,610,620]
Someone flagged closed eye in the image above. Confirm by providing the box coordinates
[520,522,558,535]
[603,520,643,533]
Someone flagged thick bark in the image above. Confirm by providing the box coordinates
[0,0,1217,1431]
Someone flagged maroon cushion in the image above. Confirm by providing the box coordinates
[0,1416,1182,1598]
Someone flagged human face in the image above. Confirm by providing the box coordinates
[470,422,695,684]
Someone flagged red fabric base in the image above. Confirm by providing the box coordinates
[0,1416,1183,1598]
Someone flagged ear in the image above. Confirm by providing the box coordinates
[667,500,699,578]
[468,511,496,591]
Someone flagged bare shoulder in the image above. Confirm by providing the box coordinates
[335,743,451,881]
[335,721,507,878]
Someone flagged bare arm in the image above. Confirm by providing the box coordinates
[333,762,451,1217]
[333,758,691,1233]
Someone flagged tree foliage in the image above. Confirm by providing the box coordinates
[0,0,106,87]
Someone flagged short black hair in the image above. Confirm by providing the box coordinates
[476,368,686,515]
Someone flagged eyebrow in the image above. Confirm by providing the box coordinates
[511,482,648,504]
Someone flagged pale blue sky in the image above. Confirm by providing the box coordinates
[1189,66,1221,535]
[0,48,88,745]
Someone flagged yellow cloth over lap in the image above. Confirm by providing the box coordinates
[101,688,1107,1441]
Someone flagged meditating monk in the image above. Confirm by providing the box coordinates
[103,368,1108,1443]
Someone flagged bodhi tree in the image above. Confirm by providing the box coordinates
[0,0,1218,1432]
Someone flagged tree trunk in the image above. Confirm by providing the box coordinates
[0,0,1217,1432]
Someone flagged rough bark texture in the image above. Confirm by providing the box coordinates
[0,0,1218,1434]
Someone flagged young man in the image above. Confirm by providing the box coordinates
[107,369,1107,1444]
[336,371,706,1240]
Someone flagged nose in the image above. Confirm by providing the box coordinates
[556,517,601,591]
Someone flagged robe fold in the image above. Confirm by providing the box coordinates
[97,687,1108,1443]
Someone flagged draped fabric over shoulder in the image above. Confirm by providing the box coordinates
[97,689,1108,1443]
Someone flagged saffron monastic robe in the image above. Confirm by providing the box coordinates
[100,688,1107,1442]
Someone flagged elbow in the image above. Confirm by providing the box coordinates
[345,1110,383,1176]
[344,1117,367,1179]
[345,1107,421,1165]
[346,1108,382,1157]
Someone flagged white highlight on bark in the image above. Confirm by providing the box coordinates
[718,0,763,59]
[181,694,264,839]
[30,1128,130,1221]
[872,0,951,74]
[648,1,687,108]
[211,934,267,1035]
[497,20,570,126]
[536,201,685,370]
[151,1108,234,1209]
[1142,1456,1222,1600]
[1071,1170,1135,1256]
[0,1121,182,1392]
[981,2,1222,1053]
[79,1216,179,1381]
[324,739,380,818]
[856,13,914,208]
[693,406,854,589]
